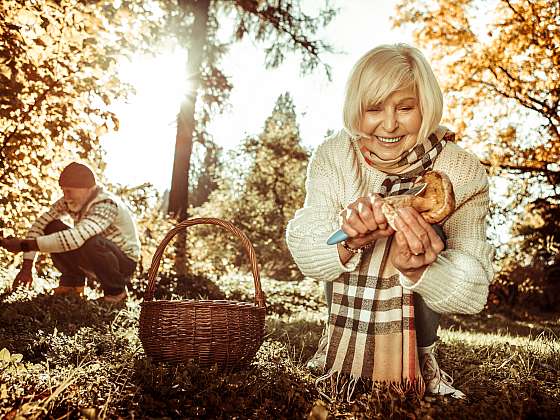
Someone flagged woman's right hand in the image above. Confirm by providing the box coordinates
[339,194,395,249]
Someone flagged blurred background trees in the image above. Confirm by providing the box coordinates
[165,0,336,219]
[394,0,560,310]
[192,93,309,280]
[158,0,335,274]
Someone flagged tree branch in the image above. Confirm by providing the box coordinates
[481,159,559,176]
[503,0,525,22]
[473,78,552,119]
[235,0,331,74]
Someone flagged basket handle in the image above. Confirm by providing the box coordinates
[144,217,266,309]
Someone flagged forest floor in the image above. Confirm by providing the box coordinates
[1,267,559,419]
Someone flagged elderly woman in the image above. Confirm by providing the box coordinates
[286,44,493,400]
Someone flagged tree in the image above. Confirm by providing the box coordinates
[394,0,560,307]
[156,0,335,274]
[194,93,309,279]
[167,0,335,217]
[394,0,559,177]
[167,0,211,220]
[0,0,139,264]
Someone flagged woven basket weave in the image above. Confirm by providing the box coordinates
[139,218,266,369]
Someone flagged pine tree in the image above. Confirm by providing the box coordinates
[194,93,309,279]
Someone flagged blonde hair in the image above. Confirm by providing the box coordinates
[342,43,443,142]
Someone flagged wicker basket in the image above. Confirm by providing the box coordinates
[139,218,267,370]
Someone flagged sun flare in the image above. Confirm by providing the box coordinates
[101,48,191,191]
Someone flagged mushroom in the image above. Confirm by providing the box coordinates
[381,170,456,230]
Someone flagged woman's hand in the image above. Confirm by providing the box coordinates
[340,194,395,249]
[391,207,445,282]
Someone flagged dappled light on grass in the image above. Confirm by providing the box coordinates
[441,328,560,355]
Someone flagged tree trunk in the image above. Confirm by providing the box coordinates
[168,0,210,275]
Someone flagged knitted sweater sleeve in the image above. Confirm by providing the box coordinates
[399,150,494,314]
[22,199,67,261]
[36,200,118,253]
[286,142,361,281]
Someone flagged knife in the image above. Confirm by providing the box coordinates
[326,183,428,245]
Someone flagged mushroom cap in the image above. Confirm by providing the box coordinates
[380,170,456,229]
[415,170,455,224]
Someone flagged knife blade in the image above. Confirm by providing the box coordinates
[326,183,428,245]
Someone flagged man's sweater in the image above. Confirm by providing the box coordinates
[286,131,494,314]
[23,188,140,262]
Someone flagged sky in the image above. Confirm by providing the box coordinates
[101,0,414,191]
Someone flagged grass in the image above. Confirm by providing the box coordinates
[0,268,559,419]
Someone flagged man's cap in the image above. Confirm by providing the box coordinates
[58,162,96,188]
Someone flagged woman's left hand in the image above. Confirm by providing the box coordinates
[390,207,445,283]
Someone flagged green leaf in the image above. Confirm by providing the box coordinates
[11,353,23,363]
[0,348,11,362]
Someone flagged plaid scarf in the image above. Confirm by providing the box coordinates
[316,127,453,402]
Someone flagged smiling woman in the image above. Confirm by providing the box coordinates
[100,48,189,190]
[286,43,494,401]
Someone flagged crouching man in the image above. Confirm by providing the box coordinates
[0,162,140,303]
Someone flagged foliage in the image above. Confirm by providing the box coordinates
[393,0,560,301]
[514,199,560,267]
[394,0,559,170]
[189,140,223,208]
[0,0,153,269]
[163,0,336,217]
[192,93,310,280]
[488,199,560,311]
[1,271,559,419]
[224,0,336,76]
[0,348,25,376]
[214,273,324,316]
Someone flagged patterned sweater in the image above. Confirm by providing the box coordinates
[286,131,494,314]
[23,188,140,262]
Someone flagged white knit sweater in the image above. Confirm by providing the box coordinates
[286,131,494,314]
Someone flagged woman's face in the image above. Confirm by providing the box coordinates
[359,87,422,161]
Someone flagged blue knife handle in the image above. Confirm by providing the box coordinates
[327,225,447,247]
[327,229,348,245]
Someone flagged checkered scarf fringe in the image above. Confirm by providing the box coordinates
[316,127,453,402]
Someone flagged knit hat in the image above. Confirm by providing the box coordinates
[58,162,96,188]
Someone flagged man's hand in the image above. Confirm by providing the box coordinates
[12,260,34,289]
[0,237,26,253]
[0,237,38,253]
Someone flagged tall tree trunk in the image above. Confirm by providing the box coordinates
[168,0,210,275]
